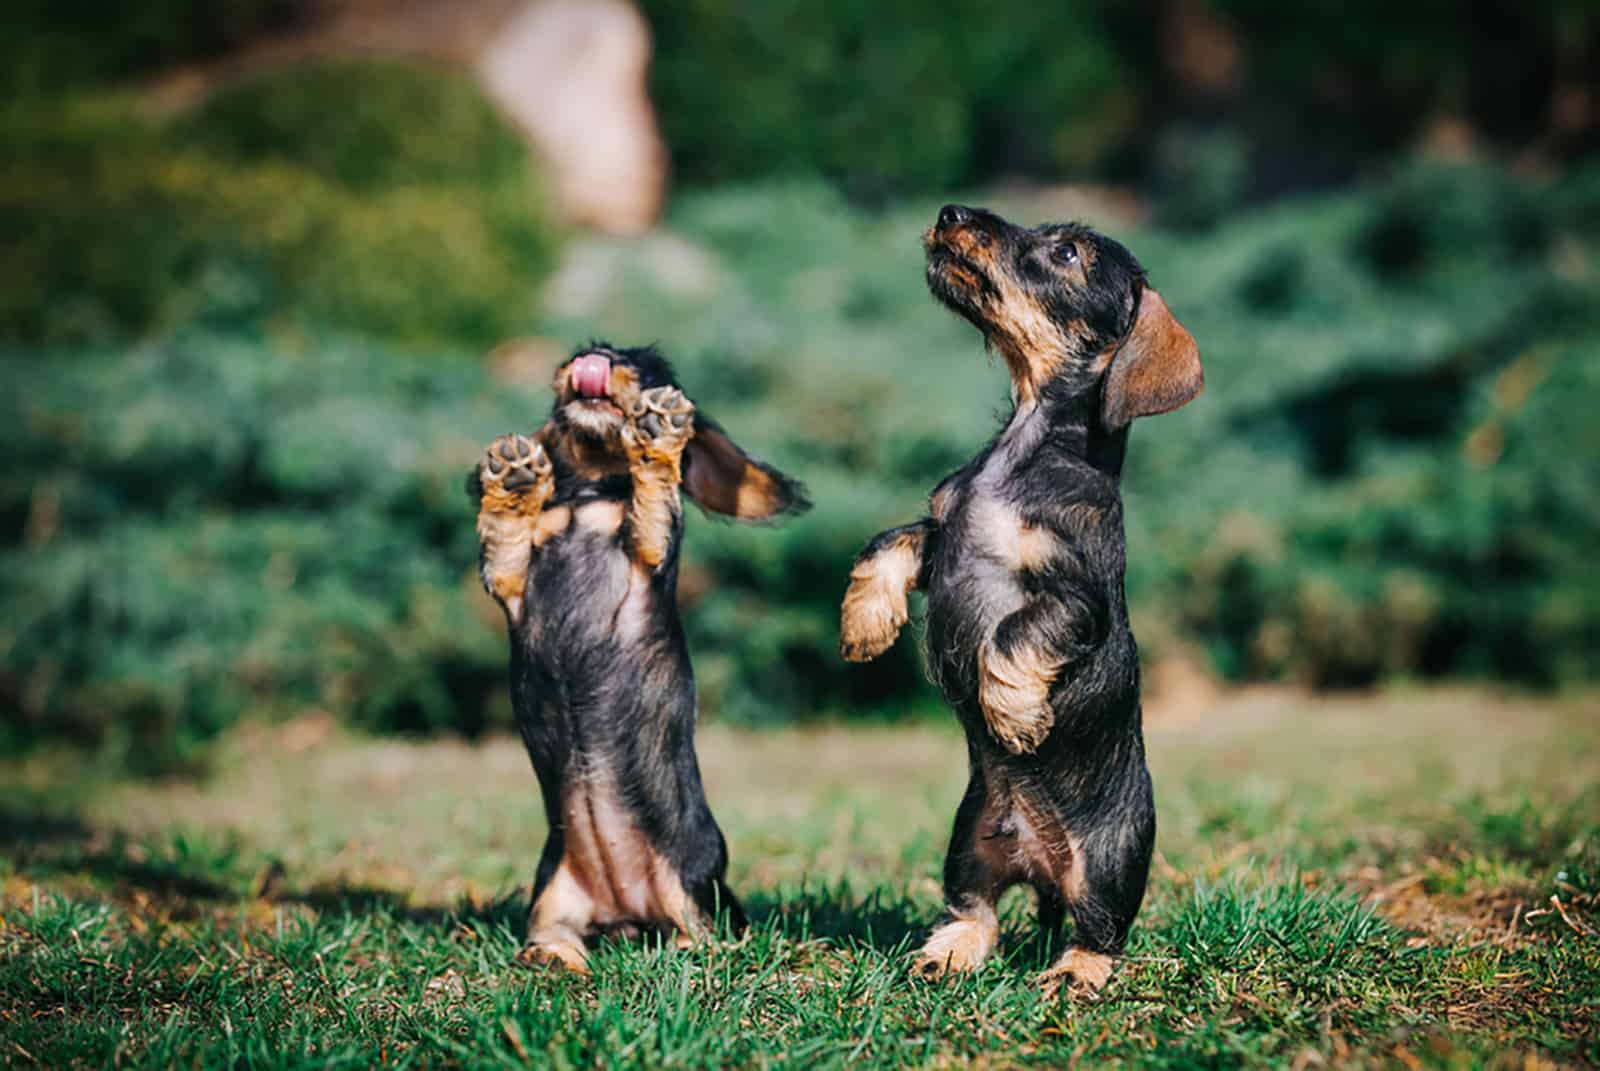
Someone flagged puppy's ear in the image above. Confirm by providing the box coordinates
[683,414,810,522]
[1101,287,1203,429]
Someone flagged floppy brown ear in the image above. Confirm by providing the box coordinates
[1101,287,1203,429]
[683,415,810,522]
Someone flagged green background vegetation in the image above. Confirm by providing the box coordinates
[0,8,1594,758]
[6,161,1598,765]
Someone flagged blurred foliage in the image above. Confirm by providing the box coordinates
[4,161,1597,766]
[0,333,528,769]
[0,61,558,349]
[1211,0,1596,150]
[643,0,1133,193]
[0,0,304,94]
[643,1,1597,196]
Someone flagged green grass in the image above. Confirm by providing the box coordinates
[3,691,1596,1068]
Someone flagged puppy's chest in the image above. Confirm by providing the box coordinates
[925,487,1056,647]
[933,447,1063,583]
[525,497,657,646]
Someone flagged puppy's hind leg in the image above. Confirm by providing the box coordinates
[912,775,1004,979]
[680,827,747,941]
[518,844,595,974]
[475,432,554,626]
[1036,781,1155,998]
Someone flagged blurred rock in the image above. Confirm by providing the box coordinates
[145,0,666,234]
[478,0,667,235]
[986,183,1148,228]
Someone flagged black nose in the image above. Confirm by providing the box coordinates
[938,204,971,229]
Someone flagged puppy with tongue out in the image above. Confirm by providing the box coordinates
[470,343,808,972]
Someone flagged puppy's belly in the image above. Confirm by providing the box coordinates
[557,768,697,934]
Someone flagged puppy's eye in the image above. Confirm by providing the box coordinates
[1053,244,1079,266]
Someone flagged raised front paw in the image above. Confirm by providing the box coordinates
[839,573,907,662]
[622,386,695,468]
[479,433,553,515]
[977,642,1058,755]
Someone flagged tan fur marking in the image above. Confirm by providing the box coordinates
[978,640,1062,755]
[476,432,554,625]
[1037,947,1114,998]
[621,387,693,571]
[968,498,1059,572]
[839,530,923,662]
[930,483,954,523]
[911,904,999,979]
[733,466,785,520]
[988,299,1076,403]
[521,862,594,974]
[1011,794,1085,901]
[531,505,571,547]
[574,499,625,536]
[1101,287,1203,428]
[682,425,793,521]
[551,769,708,948]
[626,461,680,570]
[939,223,1086,402]
[478,508,538,610]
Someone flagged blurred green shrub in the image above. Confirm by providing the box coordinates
[642,0,1132,192]
[643,2,1595,202]
[0,62,558,349]
[0,0,303,94]
[0,332,533,768]
[3,162,1596,769]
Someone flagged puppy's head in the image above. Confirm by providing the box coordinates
[924,205,1202,427]
[549,342,809,521]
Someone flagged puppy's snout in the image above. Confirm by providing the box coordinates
[938,204,972,230]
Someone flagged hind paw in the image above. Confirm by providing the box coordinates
[1037,948,1114,999]
[514,938,590,975]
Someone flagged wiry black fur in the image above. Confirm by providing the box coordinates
[858,206,1193,967]
[476,342,807,941]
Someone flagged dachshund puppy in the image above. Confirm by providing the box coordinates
[473,342,807,972]
[841,205,1202,997]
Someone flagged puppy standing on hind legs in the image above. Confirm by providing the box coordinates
[841,205,1204,997]
[472,343,809,972]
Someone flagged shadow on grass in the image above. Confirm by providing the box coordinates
[1,806,1053,961]
[0,806,240,904]
[0,804,530,931]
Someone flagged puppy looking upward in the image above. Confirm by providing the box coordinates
[473,342,808,972]
[841,205,1202,996]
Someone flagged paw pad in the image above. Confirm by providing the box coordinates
[624,386,695,459]
[481,434,552,494]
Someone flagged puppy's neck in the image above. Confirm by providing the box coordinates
[1017,378,1128,480]
[551,426,629,483]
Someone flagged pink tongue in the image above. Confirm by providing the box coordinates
[571,353,611,398]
